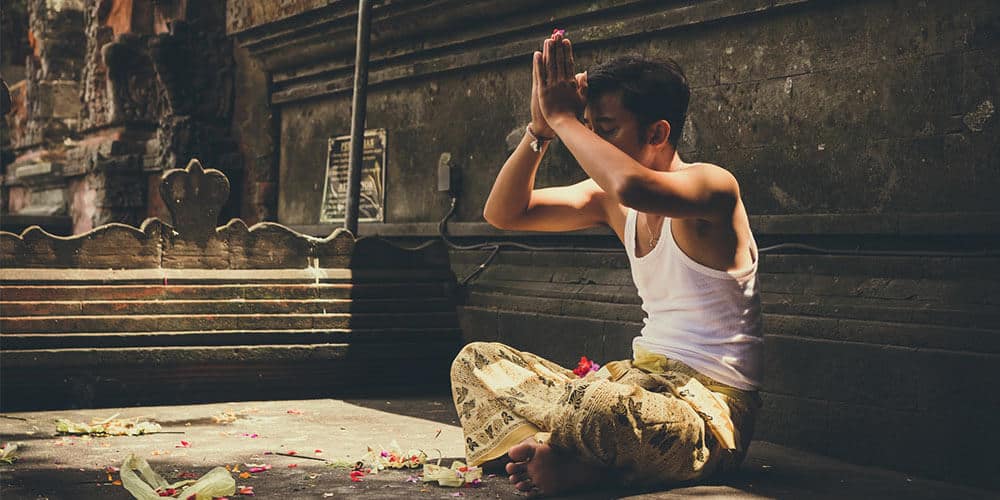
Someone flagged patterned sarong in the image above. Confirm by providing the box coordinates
[450,342,760,485]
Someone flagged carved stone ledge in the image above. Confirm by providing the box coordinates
[0,158,447,269]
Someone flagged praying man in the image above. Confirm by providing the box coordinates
[449,30,763,496]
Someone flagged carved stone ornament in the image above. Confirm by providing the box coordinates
[0,158,448,270]
[160,159,230,241]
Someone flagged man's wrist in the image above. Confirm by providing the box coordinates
[546,113,578,131]
[526,124,553,152]
[527,123,554,141]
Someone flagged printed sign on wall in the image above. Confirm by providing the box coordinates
[320,128,386,223]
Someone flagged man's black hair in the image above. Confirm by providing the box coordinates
[585,55,690,147]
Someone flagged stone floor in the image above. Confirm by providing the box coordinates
[0,396,995,499]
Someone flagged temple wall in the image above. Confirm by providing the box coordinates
[228,0,1000,488]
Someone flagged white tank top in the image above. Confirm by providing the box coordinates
[624,208,763,390]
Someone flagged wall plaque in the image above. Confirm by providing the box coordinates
[320,128,386,223]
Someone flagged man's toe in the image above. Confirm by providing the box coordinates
[507,438,537,462]
[515,479,536,492]
[506,461,528,475]
[509,472,529,484]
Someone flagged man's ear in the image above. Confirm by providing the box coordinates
[647,120,671,147]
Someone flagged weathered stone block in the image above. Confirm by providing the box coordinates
[33,80,81,119]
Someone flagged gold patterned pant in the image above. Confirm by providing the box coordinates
[449,342,759,486]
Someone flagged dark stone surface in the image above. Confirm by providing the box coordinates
[0,397,996,499]
[237,0,1000,225]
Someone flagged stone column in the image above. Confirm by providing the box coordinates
[1,0,85,234]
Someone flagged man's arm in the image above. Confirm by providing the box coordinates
[539,35,738,221]
[483,50,611,232]
[483,130,609,231]
[550,119,738,220]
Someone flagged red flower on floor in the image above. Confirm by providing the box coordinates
[573,356,601,378]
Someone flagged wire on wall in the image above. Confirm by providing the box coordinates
[388,196,999,286]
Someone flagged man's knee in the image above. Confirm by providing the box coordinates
[451,341,491,379]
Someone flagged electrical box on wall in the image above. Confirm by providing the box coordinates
[437,152,461,196]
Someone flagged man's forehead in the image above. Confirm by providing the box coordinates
[585,91,628,120]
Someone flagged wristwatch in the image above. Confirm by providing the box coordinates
[526,124,553,152]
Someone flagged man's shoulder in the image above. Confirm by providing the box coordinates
[685,162,741,195]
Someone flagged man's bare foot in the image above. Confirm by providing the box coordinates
[505,437,606,497]
[479,454,512,475]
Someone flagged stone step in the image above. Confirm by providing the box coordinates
[0,267,455,284]
[0,297,455,316]
[0,342,460,410]
[466,286,999,329]
[465,263,1000,306]
[471,278,641,304]
[466,290,644,322]
[758,254,1000,279]
[1,327,461,349]
[763,314,1000,353]
[0,311,459,333]
[462,288,999,352]
[0,282,453,301]
[474,263,634,287]
[758,273,1000,306]
[761,292,1000,329]
[449,249,1000,279]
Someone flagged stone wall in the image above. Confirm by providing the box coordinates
[230,0,1000,488]
[231,0,998,227]
[1,0,243,234]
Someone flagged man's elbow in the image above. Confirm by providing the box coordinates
[483,208,513,230]
[613,174,645,209]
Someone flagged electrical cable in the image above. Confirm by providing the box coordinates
[386,196,999,285]
[757,242,999,257]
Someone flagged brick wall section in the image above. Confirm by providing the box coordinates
[2,0,243,234]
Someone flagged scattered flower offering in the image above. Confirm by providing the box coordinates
[573,356,601,377]
[211,411,238,424]
[120,454,235,500]
[366,441,428,470]
[237,485,254,495]
[422,461,482,488]
[176,440,191,448]
[1,443,22,464]
[55,414,161,437]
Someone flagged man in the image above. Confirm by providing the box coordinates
[450,31,762,496]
